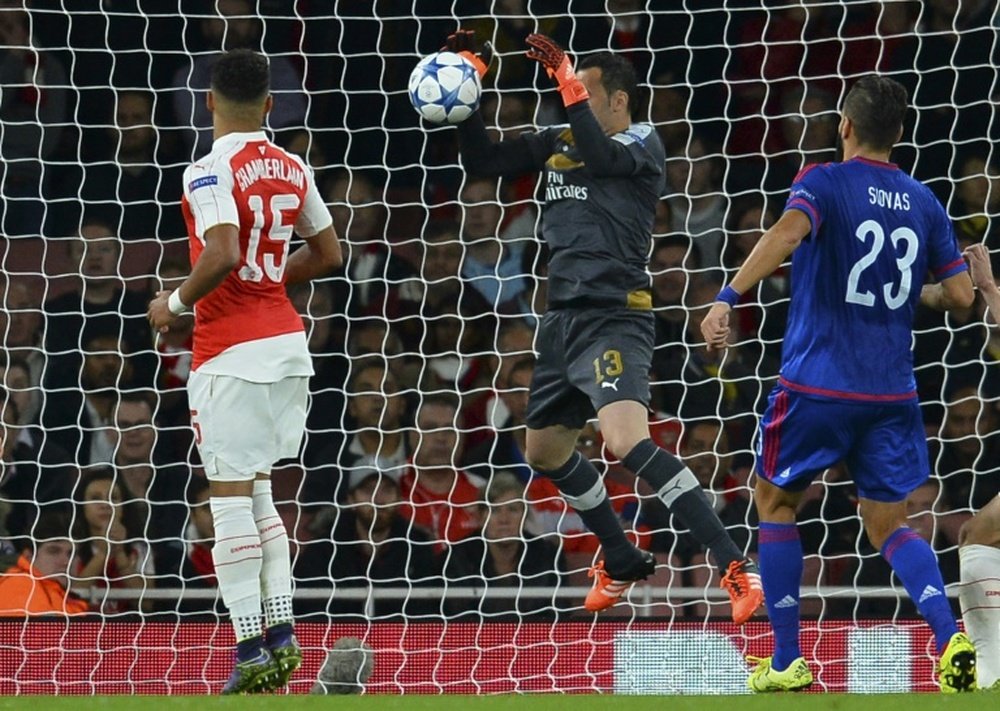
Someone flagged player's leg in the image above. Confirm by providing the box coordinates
[570,308,759,620]
[525,311,652,611]
[189,372,278,694]
[750,477,812,691]
[852,401,974,693]
[525,422,654,612]
[256,376,310,688]
[746,386,852,691]
[599,399,762,624]
[860,495,974,691]
[958,494,1000,688]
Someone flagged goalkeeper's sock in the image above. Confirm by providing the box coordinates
[210,495,264,646]
[759,522,804,671]
[538,450,641,573]
[252,479,295,630]
[958,544,1000,687]
[622,439,743,570]
[881,526,958,652]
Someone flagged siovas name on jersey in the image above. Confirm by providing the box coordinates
[868,186,910,211]
[545,171,588,202]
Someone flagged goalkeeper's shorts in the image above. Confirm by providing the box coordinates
[525,307,654,431]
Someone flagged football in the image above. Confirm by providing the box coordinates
[407,51,481,125]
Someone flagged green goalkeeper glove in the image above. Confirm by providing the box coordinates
[444,29,493,79]
[525,33,589,107]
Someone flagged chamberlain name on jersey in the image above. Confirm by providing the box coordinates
[234,157,305,192]
[181,130,333,382]
[779,156,967,402]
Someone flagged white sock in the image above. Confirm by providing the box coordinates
[958,544,1000,687]
[210,495,263,641]
[252,479,294,628]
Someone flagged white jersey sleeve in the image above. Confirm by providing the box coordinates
[289,154,334,238]
[182,160,240,240]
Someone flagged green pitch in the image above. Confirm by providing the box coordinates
[0,694,988,711]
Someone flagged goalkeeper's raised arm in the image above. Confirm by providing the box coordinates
[452,31,651,179]
[449,29,546,177]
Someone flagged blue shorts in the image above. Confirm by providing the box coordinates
[755,384,929,502]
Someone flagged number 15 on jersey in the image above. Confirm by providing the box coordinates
[239,193,300,283]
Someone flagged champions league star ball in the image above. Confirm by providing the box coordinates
[408,51,481,125]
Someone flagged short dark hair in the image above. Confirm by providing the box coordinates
[842,75,908,151]
[0,384,18,424]
[652,233,702,269]
[424,219,461,242]
[578,51,639,117]
[25,513,74,553]
[417,392,460,419]
[680,417,725,451]
[210,49,270,104]
[505,357,535,387]
[348,356,393,391]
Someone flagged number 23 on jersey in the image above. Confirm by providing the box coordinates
[845,219,918,310]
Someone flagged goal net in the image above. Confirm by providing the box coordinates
[0,0,997,695]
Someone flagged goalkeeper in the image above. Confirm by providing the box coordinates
[448,30,762,623]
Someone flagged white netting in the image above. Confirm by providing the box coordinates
[0,0,998,695]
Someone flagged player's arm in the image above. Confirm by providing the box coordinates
[148,224,240,333]
[919,273,975,312]
[728,209,811,293]
[149,164,241,332]
[965,243,1000,323]
[284,225,342,285]
[525,35,643,177]
[700,209,811,350]
[564,103,640,176]
[456,112,549,177]
[920,202,975,312]
[284,167,343,285]
[449,30,549,178]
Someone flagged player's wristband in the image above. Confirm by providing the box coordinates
[552,56,589,106]
[558,79,589,107]
[458,50,488,78]
[715,285,741,307]
[167,289,189,316]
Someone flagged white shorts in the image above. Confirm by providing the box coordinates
[188,372,308,481]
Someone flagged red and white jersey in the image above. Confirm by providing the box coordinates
[181,130,333,381]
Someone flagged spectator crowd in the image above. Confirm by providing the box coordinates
[1,1,998,621]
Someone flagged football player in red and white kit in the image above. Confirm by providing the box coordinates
[148,49,342,694]
[958,244,1000,690]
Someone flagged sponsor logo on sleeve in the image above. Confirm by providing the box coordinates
[188,175,219,192]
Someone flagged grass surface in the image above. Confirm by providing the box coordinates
[0,694,990,710]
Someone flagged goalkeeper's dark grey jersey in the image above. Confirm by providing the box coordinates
[457,102,666,310]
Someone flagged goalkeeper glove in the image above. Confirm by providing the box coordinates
[525,33,589,107]
[444,29,493,79]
